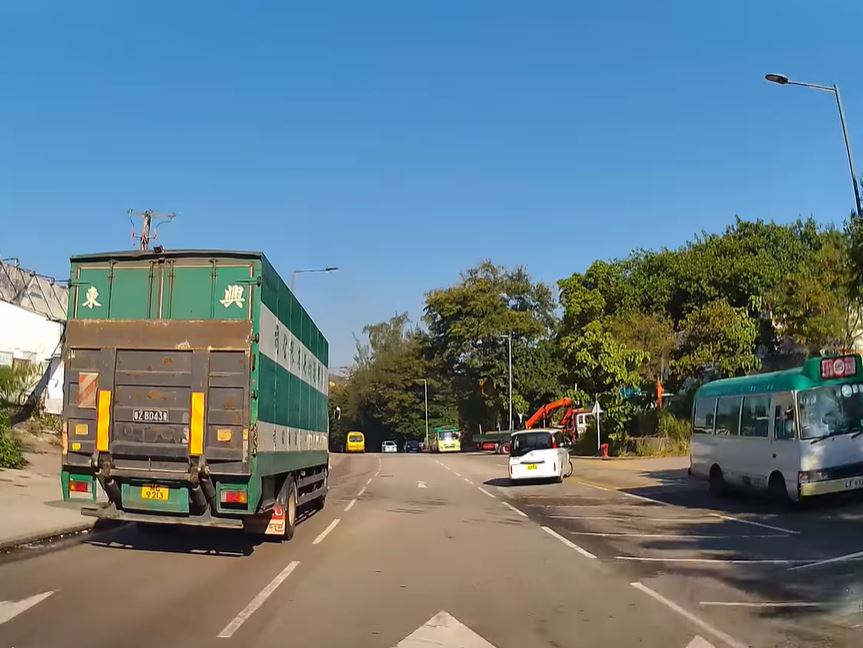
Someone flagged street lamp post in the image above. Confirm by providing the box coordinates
[420,379,429,449]
[765,73,863,217]
[290,266,339,292]
[498,334,513,431]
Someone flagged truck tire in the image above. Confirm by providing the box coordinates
[284,477,298,541]
[314,467,328,510]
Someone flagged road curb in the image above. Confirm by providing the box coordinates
[0,522,96,552]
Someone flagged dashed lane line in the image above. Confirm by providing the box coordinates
[540,526,596,559]
[312,519,341,545]
[709,513,799,536]
[787,549,863,572]
[631,582,746,648]
[357,486,367,497]
[217,561,300,638]
[344,499,357,512]
[618,556,810,565]
[502,501,527,518]
[477,487,496,499]
[699,601,823,608]
[570,531,785,539]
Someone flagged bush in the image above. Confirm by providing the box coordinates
[0,431,25,469]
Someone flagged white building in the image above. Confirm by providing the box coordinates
[0,259,68,414]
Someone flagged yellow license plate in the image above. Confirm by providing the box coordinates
[141,485,169,501]
[526,464,538,470]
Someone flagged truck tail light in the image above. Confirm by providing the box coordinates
[69,479,91,493]
[221,489,248,504]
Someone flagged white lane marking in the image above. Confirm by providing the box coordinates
[540,526,596,559]
[502,501,527,518]
[357,486,367,497]
[454,471,462,477]
[366,477,373,486]
[0,591,54,625]
[547,515,722,523]
[477,487,496,499]
[395,610,496,647]
[699,601,823,608]
[312,519,341,545]
[619,490,664,504]
[787,549,863,571]
[618,556,809,565]
[630,582,746,648]
[687,637,716,648]
[463,477,475,485]
[344,499,357,512]
[709,513,799,535]
[570,531,782,539]
[417,481,428,489]
[217,561,300,638]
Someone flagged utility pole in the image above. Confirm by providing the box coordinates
[128,209,176,251]
[498,333,513,431]
[422,379,429,449]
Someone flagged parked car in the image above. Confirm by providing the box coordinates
[382,440,398,453]
[404,439,422,453]
[508,429,572,483]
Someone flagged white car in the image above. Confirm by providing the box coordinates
[508,429,572,483]
[382,440,398,453]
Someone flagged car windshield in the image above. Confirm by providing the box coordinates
[510,432,553,457]
[438,431,454,441]
[798,385,863,440]
[349,435,363,442]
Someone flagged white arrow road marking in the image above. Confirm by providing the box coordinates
[0,591,55,625]
[395,611,496,647]
[686,637,716,648]
[417,481,427,489]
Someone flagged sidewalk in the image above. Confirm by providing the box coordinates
[0,433,93,549]
[572,454,690,490]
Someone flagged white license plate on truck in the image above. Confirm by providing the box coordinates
[844,477,863,490]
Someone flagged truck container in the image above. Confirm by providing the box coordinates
[60,249,328,538]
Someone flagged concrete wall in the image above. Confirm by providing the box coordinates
[0,300,64,411]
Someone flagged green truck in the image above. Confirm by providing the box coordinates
[60,249,329,539]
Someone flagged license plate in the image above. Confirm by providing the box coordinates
[844,477,863,490]
[526,464,538,471]
[141,485,169,501]
[133,409,168,422]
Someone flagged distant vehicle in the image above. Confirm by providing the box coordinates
[404,439,422,453]
[345,432,366,453]
[429,426,461,453]
[382,440,398,453]
[691,354,863,502]
[508,429,572,483]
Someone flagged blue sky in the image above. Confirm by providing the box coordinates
[2,1,862,366]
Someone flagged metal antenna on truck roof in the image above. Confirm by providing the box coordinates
[128,209,176,250]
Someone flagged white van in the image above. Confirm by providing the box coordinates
[508,429,572,483]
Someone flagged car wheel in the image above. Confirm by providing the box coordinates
[564,459,574,478]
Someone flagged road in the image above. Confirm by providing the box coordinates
[1,452,862,647]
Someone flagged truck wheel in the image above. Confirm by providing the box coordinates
[284,477,298,540]
[314,468,328,510]
[709,466,726,498]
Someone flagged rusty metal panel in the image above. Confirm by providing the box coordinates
[65,319,252,350]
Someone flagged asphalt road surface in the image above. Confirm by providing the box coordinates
[2,452,862,647]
